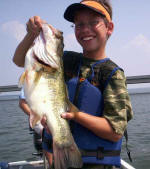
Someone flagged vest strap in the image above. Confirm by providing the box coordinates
[80,147,121,160]
[73,80,82,106]
[124,130,133,162]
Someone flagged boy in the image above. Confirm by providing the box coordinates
[13,0,133,168]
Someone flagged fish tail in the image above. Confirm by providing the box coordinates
[53,137,83,169]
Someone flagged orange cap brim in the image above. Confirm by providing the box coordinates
[81,1,111,22]
[64,1,111,23]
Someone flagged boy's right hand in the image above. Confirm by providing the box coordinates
[41,115,51,134]
[26,16,46,36]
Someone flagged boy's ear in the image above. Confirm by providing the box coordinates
[107,21,114,36]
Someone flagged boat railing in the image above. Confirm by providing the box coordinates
[0,75,150,93]
[0,159,135,169]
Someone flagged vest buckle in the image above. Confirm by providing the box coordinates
[97,147,104,159]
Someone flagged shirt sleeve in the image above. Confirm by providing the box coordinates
[19,88,26,99]
[103,70,133,135]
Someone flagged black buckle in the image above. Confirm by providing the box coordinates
[97,147,104,159]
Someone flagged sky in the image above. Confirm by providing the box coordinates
[0,0,150,87]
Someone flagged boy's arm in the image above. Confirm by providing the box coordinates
[61,111,122,142]
[13,33,37,67]
[19,98,31,116]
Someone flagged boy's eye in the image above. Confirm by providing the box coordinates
[71,20,102,30]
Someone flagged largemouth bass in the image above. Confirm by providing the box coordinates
[19,24,82,169]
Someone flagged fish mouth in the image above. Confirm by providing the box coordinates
[33,52,51,68]
[32,24,61,70]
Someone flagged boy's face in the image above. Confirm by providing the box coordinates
[74,8,113,55]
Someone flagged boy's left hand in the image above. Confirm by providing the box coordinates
[61,102,79,120]
[61,111,76,120]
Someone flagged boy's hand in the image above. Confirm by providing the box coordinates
[61,111,76,120]
[26,16,46,36]
[41,115,51,134]
[61,103,79,120]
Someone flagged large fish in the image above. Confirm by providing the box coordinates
[19,24,82,169]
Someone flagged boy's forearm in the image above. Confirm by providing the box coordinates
[13,32,36,67]
[74,111,122,142]
[62,110,122,142]
[19,99,31,116]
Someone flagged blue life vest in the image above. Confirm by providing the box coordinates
[0,162,9,169]
[66,57,122,167]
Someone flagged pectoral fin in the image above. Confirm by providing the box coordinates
[34,70,42,85]
[67,99,79,113]
[29,111,41,129]
[65,85,79,112]
[18,71,26,88]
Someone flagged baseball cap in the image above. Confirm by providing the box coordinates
[64,0,111,23]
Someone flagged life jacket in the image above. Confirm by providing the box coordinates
[66,57,123,167]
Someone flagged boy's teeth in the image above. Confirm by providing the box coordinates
[83,37,93,41]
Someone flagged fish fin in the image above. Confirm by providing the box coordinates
[34,70,42,85]
[53,137,83,169]
[67,99,79,112]
[65,84,69,99]
[42,64,56,73]
[18,71,26,88]
[29,111,41,129]
[64,85,79,112]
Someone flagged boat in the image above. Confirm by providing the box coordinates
[2,75,150,169]
[0,159,136,169]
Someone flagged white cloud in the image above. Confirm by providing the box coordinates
[107,34,150,76]
[2,21,26,42]
[124,34,150,54]
[64,33,82,52]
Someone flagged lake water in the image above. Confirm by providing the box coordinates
[0,91,150,169]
